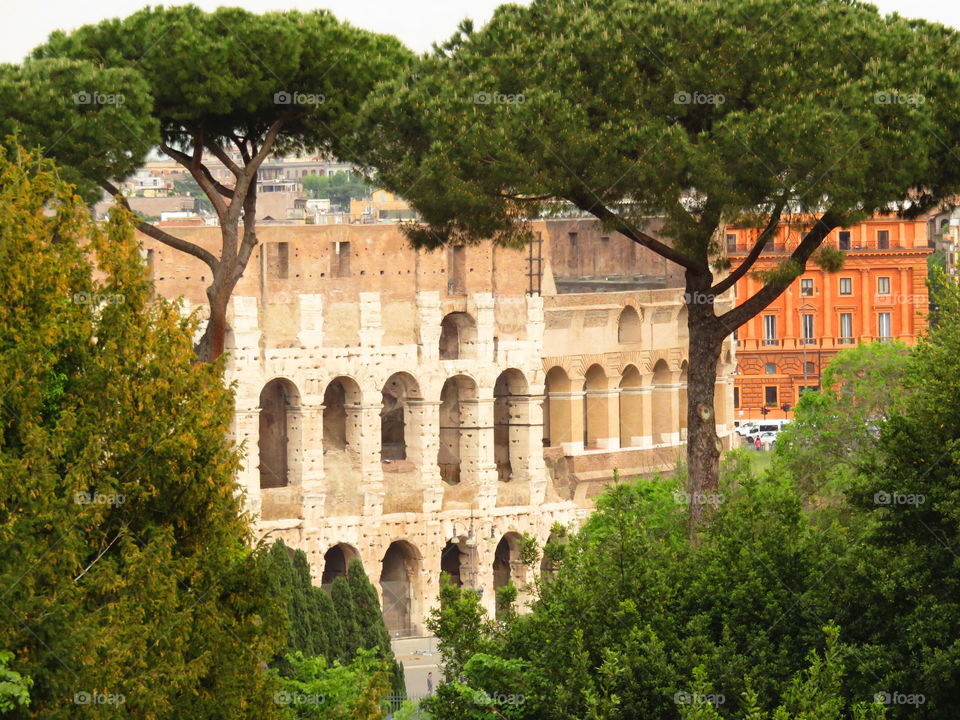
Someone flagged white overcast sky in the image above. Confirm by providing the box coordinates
[3,0,960,64]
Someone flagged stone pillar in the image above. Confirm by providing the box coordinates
[234,408,261,515]
[619,386,650,448]
[359,292,384,348]
[462,397,499,511]
[585,382,620,450]
[358,390,385,517]
[666,378,682,445]
[297,294,324,348]
[554,389,586,455]
[515,389,548,505]
[416,291,441,364]
[474,293,496,361]
[226,296,261,373]
[298,404,326,523]
[407,399,444,513]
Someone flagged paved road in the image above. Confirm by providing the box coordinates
[392,636,440,699]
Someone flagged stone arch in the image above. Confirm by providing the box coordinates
[440,536,479,588]
[438,374,478,484]
[617,305,642,343]
[493,531,525,619]
[543,366,573,448]
[322,376,362,452]
[679,360,689,438]
[494,369,529,482]
[583,364,613,450]
[381,372,422,462]
[321,543,361,589]
[379,540,422,637]
[619,364,643,448]
[439,312,478,360]
[651,359,673,445]
[258,377,301,489]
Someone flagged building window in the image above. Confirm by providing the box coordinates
[877,276,890,295]
[764,386,778,406]
[726,233,737,252]
[330,241,350,277]
[839,277,852,295]
[801,313,815,344]
[838,231,851,250]
[804,361,816,375]
[569,232,578,247]
[800,278,813,297]
[765,362,777,375]
[877,230,890,250]
[763,315,777,346]
[733,386,740,409]
[839,312,854,344]
[878,312,892,341]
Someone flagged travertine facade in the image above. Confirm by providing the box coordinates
[143,219,735,634]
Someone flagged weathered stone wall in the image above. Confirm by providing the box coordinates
[140,219,733,632]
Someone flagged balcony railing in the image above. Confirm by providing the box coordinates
[736,336,885,351]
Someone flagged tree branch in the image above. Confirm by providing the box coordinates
[201,137,243,178]
[568,191,707,272]
[717,209,842,331]
[159,140,230,218]
[227,119,284,226]
[710,194,789,295]
[100,180,220,272]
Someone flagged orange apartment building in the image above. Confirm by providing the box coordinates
[727,215,933,423]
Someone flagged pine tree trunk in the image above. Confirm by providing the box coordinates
[684,289,725,532]
[195,225,241,363]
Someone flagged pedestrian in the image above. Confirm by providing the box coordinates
[755,435,761,451]
[427,671,433,694]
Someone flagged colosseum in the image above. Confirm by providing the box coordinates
[143,218,737,634]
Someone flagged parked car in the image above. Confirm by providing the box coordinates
[758,431,778,448]
[735,421,759,437]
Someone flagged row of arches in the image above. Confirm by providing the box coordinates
[258,368,534,489]
[543,360,688,450]
[320,532,559,635]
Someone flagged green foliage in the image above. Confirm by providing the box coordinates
[427,576,498,680]
[274,650,393,720]
[303,171,372,207]
[773,341,914,497]
[355,0,960,253]
[811,246,846,273]
[0,146,286,718]
[0,651,31,713]
[678,626,887,720]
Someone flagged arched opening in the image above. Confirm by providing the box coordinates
[494,369,529,482]
[439,312,478,360]
[323,376,362,452]
[617,306,642,343]
[583,364,610,450]
[619,364,643,448]
[321,543,360,589]
[380,541,420,637]
[440,538,479,588]
[438,375,478,484]
[493,532,524,620]
[652,360,673,445]
[258,378,300,489]
[543,366,573,448]
[679,361,689,439]
[381,372,421,462]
